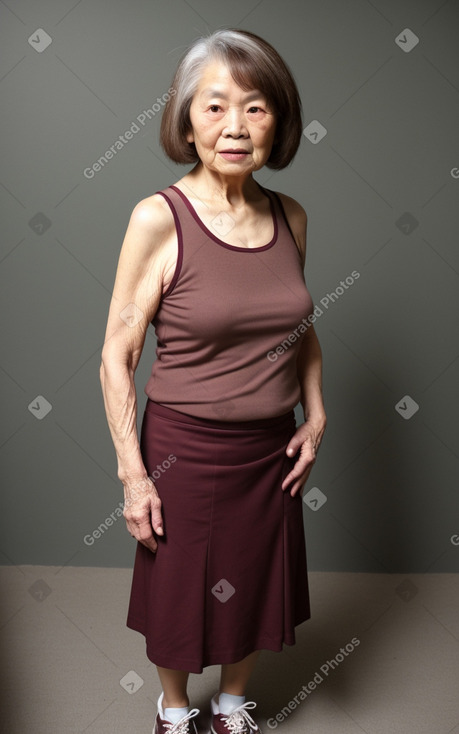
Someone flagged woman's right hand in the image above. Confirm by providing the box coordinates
[123,476,164,553]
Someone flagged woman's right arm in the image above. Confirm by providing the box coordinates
[100,194,175,553]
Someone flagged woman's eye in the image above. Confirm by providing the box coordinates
[248,106,262,113]
[209,105,221,112]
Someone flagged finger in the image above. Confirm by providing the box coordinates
[288,466,313,497]
[289,480,306,499]
[282,465,303,491]
[136,532,158,553]
[288,458,314,494]
[150,501,164,536]
[138,528,158,553]
[128,519,159,553]
[282,455,315,491]
[286,431,317,459]
[140,538,158,553]
[286,435,302,458]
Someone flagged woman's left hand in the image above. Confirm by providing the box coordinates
[282,414,327,497]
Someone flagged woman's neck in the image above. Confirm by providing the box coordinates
[180,163,262,207]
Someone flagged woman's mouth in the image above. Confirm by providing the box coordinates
[219,150,250,161]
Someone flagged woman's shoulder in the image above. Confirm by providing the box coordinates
[119,190,178,271]
[268,189,307,223]
[266,189,307,263]
[130,190,176,234]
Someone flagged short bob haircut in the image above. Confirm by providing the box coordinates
[160,29,303,170]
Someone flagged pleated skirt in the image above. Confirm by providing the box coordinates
[126,399,311,673]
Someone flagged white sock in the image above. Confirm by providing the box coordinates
[219,692,246,715]
[158,691,189,725]
[164,705,189,724]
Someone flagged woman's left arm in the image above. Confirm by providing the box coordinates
[281,325,327,497]
[276,191,327,497]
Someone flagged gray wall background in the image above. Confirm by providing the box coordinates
[1,0,458,572]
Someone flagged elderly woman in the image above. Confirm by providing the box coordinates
[100,28,326,734]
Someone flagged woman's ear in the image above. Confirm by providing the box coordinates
[186,127,194,144]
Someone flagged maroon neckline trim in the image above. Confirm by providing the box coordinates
[168,184,278,252]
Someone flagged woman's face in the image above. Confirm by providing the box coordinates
[186,61,277,177]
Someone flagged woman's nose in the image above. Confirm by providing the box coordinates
[222,108,247,138]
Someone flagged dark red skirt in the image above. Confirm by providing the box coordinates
[126,399,310,673]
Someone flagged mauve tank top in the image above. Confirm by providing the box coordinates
[144,183,314,421]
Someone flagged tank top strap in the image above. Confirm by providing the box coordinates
[156,184,200,227]
[260,185,302,262]
[154,185,202,259]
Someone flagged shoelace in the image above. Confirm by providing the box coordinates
[163,707,200,734]
[221,701,260,733]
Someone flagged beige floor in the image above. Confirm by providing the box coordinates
[1,567,458,734]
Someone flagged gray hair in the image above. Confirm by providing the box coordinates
[160,28,303,169]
